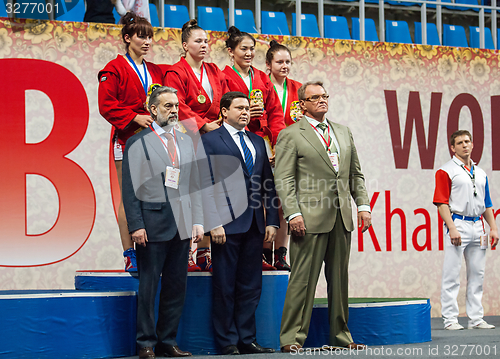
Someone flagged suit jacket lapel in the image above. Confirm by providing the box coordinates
[299,118,337,175]
[219,126,250,177]
[144,128,173,168]
[328,120,346,174]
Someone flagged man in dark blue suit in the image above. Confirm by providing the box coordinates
[198,91,280,355]
[122,86,204,359]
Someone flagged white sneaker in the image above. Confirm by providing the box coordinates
[445,322,465,330]
[468,321,495,329]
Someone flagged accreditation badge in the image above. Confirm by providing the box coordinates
[165,166,180,189]
[329,152,339,172]
[480,235,488,250]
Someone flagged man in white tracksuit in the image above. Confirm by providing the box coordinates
[433,130,498,330]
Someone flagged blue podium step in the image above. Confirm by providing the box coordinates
[0,290,136,358]
[306,298,432,347]
[75,270,288,354]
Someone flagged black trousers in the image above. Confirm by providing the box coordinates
[211,218,264,349]
[136,233,189,350]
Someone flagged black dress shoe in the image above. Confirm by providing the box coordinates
[139,347,156,359]
[156,345,192,357]
[221,345,240,355]
[238,341,275,354]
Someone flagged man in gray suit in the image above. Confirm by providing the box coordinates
[122,86,204,359]
[275,81,371,351]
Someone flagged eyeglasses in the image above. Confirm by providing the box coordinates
[304,94,329,102]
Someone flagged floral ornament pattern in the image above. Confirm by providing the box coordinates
[1,18,500,321]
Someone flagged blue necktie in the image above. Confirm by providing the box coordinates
[238,132,254,176]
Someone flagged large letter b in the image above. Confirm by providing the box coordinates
[0,59,95,266]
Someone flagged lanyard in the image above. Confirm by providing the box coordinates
[233,65,253,92]
[272,77,287,113]
[150,126,178,166]
[126,53,148,95]
[460,163,477,196]
[310,122,332,152]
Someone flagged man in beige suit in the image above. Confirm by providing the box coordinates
[275,81,371,351]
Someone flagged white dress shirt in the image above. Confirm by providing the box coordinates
[151,121,180,163]
[223,122,256,164]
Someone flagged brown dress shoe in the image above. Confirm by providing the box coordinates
[139,347,155,359]
[157,345,192,357]
[281,344,302,353]
[346,343,366,350]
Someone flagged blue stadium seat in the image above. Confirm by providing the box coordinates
[451,0,480,11]
[292,13,320,37]
[427,0,453,9]
[385,20,412,44]
[55,0,85,22]
[233,9,257,33]
[414,22,441,45]
[324,16,351,40]
[113,7,120,24]
[16,0,49,20]
[469,26,495,49]
[164,5,190,29]
[149,3,159,27]
[443,24,468,47]
[198,6,226,32]
[262,11,289,36]
[1,1,7,17]
[352,17,379,41]
[387,0,418,6]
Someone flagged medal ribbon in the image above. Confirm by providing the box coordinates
[126,53,148,95]
[180,57,205,98]
[233,65,253,92]
[151,125,178,167]
[272,77,288,113]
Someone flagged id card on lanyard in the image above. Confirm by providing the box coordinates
[150,126,180,189]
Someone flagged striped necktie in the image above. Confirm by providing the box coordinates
[317,122,337,153]
[237,131,254,176]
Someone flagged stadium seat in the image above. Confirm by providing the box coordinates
[15,0,49,20]
[443,24,468,47]
[55,0,85,22]
[198,6,226,32]
[149,3,159,27]
[164,5,190,29]
[352,17,379,41]
[233,9,257,33]
[387,0,418,6]
[324,16,351,40]
[1,1,7,17]
[452,0,480,11]
[427,0,453,9]
[414,22,441,45]
[498,29,500,49]
[385,20,412,44]
[113,7,120,24]
[292,13,320,37]
[469,26,495,49]
[262,11,289,36]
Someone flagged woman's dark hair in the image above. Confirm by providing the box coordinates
[120,12,154,51]
[181,19,204,43]
[225,26,256,50]
[266,40,292,65]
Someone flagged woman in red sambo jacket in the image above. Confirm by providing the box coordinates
[98,12,163,272]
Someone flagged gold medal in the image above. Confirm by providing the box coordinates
[197,94,206,104]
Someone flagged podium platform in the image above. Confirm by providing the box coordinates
[0,271,431,358]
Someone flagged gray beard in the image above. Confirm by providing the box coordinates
[157,114,178,127]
